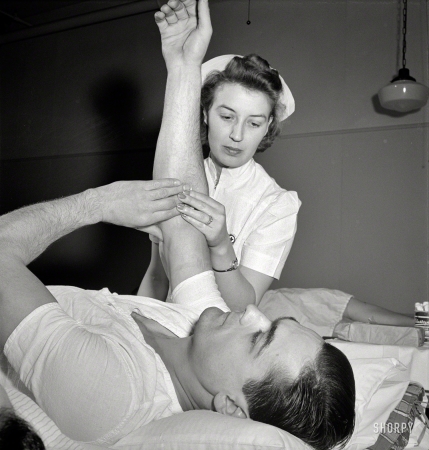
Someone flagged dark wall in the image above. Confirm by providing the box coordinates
[0,11,165,293]
[2,152,156,293]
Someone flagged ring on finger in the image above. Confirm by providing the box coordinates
[206,215,213,226]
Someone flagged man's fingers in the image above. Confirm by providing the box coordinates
[155,10,166,23]
[165,12,179,24]
[196,0,212,32]
[154,11,169,30]
[152,196,180,210]
[147,178,182,190]
[172,0,189,20]
[151,208,182,223]
[160,4,178,23]
[182,0,197,18]
[149,186,183,201]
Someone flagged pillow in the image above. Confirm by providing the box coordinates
[343,357,409,450]
[111,357,408,450]
[112,411,311,450]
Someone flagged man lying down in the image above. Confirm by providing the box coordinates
[0,1,355,450]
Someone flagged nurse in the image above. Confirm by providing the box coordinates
[138,53,298,310]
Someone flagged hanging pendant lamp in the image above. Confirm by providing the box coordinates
[378,0,429,113]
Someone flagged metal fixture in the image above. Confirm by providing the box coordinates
[377,0,429,113]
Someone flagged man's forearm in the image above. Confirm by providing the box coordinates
[153,66,208,195]
[0,190,100,266]
[154,66,211,290]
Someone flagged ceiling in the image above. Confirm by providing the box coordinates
[0,1,152,36]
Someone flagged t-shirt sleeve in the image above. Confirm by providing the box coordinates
[170,271,230,315]
[240,191,301,279]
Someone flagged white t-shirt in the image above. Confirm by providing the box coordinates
[204,157,301,279]
[4,272,228,446]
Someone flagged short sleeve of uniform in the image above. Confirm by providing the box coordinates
[240,191,301,279]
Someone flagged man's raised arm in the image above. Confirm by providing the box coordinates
[151,0,214,291]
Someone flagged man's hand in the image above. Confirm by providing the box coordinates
[93,179,183,230]
[155,0,212,70]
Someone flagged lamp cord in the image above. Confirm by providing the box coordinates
[402,0,408,69]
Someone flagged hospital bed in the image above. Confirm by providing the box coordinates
[1,287,428,450]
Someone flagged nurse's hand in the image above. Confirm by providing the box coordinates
[176,190,230,249]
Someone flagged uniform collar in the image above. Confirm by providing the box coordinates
[206,156,255,185]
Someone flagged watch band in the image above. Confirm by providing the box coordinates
[212,257,239,273]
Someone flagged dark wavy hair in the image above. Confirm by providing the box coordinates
[200,54,286,154]
[0,407,45,449]
[242,342,356,450]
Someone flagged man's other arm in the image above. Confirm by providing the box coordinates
[0,179,182,349]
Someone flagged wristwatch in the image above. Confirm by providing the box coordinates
[212,257,239,273]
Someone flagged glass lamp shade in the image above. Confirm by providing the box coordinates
[378,79,429,112]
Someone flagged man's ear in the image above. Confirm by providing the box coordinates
[203,109,208,125]
[213,392,248,419]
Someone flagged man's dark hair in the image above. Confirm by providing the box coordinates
[201,54,285,154]
[243,342,356,450]
[0,407,45,450]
